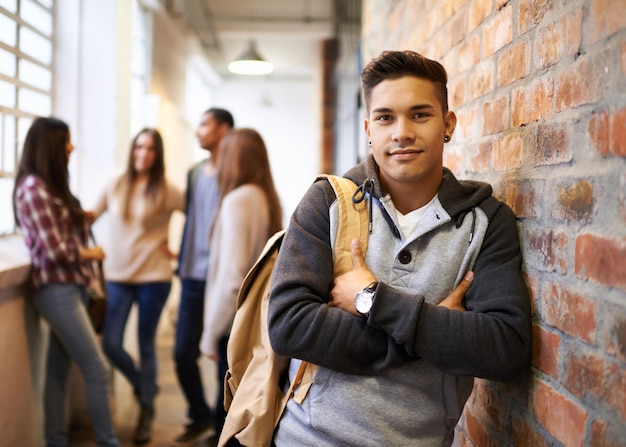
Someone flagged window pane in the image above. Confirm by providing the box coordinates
[19,59,51,90]
[0,47,16,77]
[0,13,17,46]
[18,88,50,115]
[3,114,16,172]
[0,178,15,234]
[19,27,51,64]
[0,0,17,13]
[21,0,52,36]
[37,0,52,8]
[0,79,16,107]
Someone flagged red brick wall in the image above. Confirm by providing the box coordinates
[361,0,626,445]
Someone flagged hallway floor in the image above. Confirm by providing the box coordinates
[68,324,218,447]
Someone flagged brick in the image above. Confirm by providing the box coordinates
[604,303,626,363]
[473,380,507,432]
[512,75,553,126]
[464,409,489,447]
[541,282,596,342]
[471,141,491,173]
[468,0,492,32]
[505,179,539,219]
[510,412,551,447]
[444,147,462,174]
[589,111,611,155]
[563,351,604,400]
[575,234,626,291]
[611,107,626,157]
[493,132,523,170]
[533,122,572,166]
[531,323,560,378]
[458,34,481,74]
[591,419,623,447]
[524,227,568,274]
[605,363,626,421]
[556,59,594,112]
[449,76,466,109]
[533,380,588,447]
[455,104,482,141]
[483,6,513,57]
[469,59,494,100]
[483,96,509,135]
[524,273,539,318]
[534,9,583,70]
[590,0,626,43]
[621,171,626,223]
[498,42,529,86]
[555,180,593,220]
[518,0,554,35]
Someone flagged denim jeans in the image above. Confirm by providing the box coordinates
[101,281,171,409]
[174,278,212,423]
[33,283,119,447]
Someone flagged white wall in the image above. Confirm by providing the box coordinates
[213,75,322,226]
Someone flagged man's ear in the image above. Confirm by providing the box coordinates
[444,111,457,139]
[364,119,371,144]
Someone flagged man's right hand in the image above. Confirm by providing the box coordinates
[438,271,473,312]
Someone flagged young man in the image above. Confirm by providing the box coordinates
[268,50,531,446]
[172,108,234,447]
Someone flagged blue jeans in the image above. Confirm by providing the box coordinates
[174,278,228,428]
[101,281,171,409]
[33,283,119,447]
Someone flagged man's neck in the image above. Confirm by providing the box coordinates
[383,176,442,215]
[203,147,218,175]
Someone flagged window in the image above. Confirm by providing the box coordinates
[0,0,54,234]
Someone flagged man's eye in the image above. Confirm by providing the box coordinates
[376,115,392,121]
[414,113,429,119]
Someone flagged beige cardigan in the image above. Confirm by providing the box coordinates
[200,184,272,358]
[93,175,184,282]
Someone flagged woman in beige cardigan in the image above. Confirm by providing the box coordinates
[199,128,282,440]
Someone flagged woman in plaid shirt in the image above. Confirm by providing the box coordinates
[13,117,119,447]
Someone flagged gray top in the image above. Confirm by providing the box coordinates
[179,168,219,280]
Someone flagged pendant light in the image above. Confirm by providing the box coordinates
[228,40,274,75]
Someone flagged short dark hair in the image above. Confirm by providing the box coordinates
[205,108,235,129]
[361,50,449,114]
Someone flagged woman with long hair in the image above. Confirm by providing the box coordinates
[13,117,119,447]
[91,128,184,444]
[199,128,282,439]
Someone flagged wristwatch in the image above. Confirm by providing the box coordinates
[354,282,378,317]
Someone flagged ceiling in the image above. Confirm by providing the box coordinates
[162,0,359,79]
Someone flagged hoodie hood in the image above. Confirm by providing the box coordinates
[343,154,493,220]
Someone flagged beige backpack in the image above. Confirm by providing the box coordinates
[218,174,369,447]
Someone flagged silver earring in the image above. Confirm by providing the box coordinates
[368,140,372,147]
[444,135,451,142]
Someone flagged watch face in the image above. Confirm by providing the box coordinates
[355,290,374,314]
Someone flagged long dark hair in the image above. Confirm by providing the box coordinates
[115,128,166,221]
[13,117,84,225]
[217,128,282,236]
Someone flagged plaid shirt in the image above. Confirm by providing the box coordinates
[15,175,93,289]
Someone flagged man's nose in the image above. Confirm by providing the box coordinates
[392,117,415,142]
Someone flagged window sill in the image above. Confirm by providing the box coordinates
[0,235,31,291]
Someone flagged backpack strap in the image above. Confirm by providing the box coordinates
[291,174,369,405]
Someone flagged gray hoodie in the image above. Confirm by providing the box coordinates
[268,156,531,447]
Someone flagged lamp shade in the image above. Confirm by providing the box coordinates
[228,40,274,75]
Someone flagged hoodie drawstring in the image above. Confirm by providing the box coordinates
[352,179,375,233]
[455,207,476,245]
